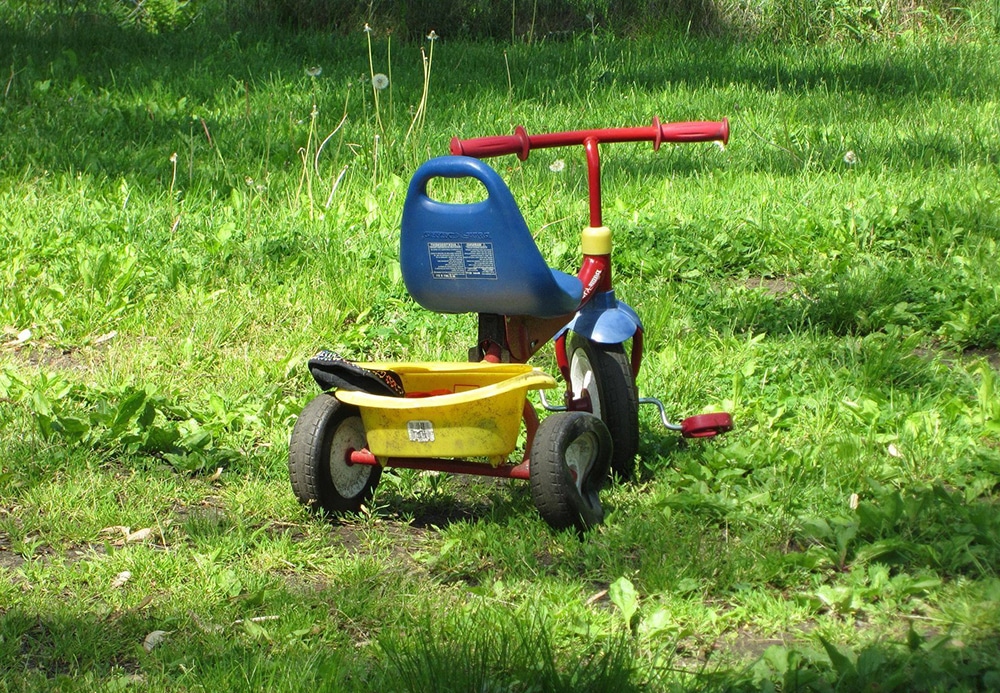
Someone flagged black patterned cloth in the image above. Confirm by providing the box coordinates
[307,351,405,397]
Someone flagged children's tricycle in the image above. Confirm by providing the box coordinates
[289,118,734,532]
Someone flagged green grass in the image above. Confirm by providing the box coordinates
[2,8,1000,692]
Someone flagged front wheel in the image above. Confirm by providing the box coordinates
[566,332,639,480]
[288,394,382,515]
[529,412,612,533]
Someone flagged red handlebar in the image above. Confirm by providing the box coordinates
[450,117,729,160]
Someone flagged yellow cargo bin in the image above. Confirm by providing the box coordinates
[334,362,557,459]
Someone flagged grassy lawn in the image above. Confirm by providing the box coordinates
[2,7,999,691]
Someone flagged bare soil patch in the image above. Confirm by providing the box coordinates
[964,347,1000,370]
[744,277,797,296]
[0,530,25,571]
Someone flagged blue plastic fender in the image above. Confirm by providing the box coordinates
[559,290,642,345]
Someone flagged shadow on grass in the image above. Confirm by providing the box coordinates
[0,605,360,692]
[829,480,1000,581]
[627,41,997,101]
[1,13,997,186]
[694,252,1000,354]
[372,473,532,530]
[4,601,998,691]
[377,608,644,693]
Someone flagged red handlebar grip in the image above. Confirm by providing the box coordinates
[450,125,531,160]
[656,118,729,147]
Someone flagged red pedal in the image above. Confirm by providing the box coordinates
[680,413,734,438]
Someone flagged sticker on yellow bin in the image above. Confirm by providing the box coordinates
[407,420,435,443]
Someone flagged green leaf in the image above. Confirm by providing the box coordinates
[819,636,857,679]
[242,588,269,609]
[52,415,90,441]
[813,585,860,613]
[640,608,673,637]
[140,424,181,453]
[609,577,639,630]
[675,577,700,595]
[242,619,270,641]
[35,413,55,440]
[897,575,943,596]
[177,428,212,452]
[854,538,913,565]
[31,389,53,418]
[856,646,884,679]
[163,450,207,473]
[137,401,157,429]
[799,517,833,542]
[111,389,148,435]
[761,645,789,676]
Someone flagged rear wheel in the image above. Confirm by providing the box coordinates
[566,332,639,480]
[289,394,382,515]
[530,412,612,532]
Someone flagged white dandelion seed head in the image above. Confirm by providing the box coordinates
[372,73,389,91]
[714,140,726,152]
[843,150,858,165]
[306,65,322,77]
[426,30,439,41]
[549,159,566,173]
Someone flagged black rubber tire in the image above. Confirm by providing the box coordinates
[566,332,639,480]
[529,412,612,533]
[288,394,382,515]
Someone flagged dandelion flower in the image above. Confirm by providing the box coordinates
[714,140,726,152]
[363,23,372,33]
[549,159,566,173]
[426,30,438,41]
[306,65,322,77]
[843,150,857,165]
[372,73,389,91]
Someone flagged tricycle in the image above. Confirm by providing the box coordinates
[289,118,734,532]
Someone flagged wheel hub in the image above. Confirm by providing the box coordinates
[329,416,371,497]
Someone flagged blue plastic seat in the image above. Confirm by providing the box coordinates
[400,156,583,319]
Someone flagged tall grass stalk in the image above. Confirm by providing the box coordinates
[168,151,178,226]
[365,23,385,134]
[313,112,347,181]
[296,103,319,217]
[405,31,437,142]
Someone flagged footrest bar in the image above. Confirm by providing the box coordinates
[638,397,682,431]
